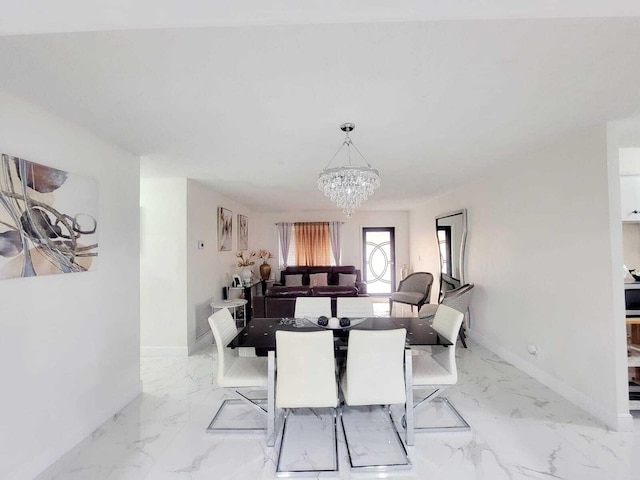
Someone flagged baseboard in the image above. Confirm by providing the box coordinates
[34,380,142,480]
[469,329,632,432]
[190,330,213,354]
[140,345,189,357]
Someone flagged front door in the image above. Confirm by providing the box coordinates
[362,227,396,295]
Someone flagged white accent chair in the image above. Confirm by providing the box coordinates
[336,296,374,318]
[207,308,268,433]
[340,328,412,467]
[410,305,470,432]
[275,330,339,474]
[294,296,331,318]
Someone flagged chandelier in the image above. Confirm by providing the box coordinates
[318,123,381,218]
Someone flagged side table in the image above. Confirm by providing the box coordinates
[211,299,248,327]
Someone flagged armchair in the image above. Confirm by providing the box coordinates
[389,272,433,315]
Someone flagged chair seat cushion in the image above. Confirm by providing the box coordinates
[418,304,438,319]
[412,354,456,385]
[219,356,268,388]
[390,291,424,305]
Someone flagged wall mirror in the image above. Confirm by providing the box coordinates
[435,209,467,294]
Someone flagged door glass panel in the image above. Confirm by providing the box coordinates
[363,228,395,295]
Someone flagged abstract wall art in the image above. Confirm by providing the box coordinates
[0,154,98,280]
[238,214,248,250]
[218,207,232,251]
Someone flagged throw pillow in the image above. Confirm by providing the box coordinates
[284,274,303,286]
[338,273,357,287]
[309,272,328,287]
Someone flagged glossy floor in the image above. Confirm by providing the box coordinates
[38,340,640,480]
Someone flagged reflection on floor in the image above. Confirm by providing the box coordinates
[37,340,640,480]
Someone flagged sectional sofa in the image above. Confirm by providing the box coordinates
[252,265,367,318]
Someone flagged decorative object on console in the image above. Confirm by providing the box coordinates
[257,249,273,280]
[236,251,255,286]
[0,154,98,279]
[237,214,248,250]
[317,123,381,218]
[218,207,232,251]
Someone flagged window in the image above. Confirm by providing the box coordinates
[283,223,336,266]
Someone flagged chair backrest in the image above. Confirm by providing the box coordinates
[344,329,407,406]
[442,283,474,314]
[294,297,331,318]
[399,272,433,293]
[430,305,464,381]
[275,330,338,409]
[336,296,374,318]
[208,308,239,382]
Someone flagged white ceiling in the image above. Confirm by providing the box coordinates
[1,5,640,212]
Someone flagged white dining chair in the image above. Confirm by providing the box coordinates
[275,330,339,475]
[336,296,374,318]
[206,308,268,433]
[340,328,412,469]
[410,305,470,432]
[294,296,331,318]
[418,283,474,348]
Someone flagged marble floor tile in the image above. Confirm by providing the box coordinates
[37,340,640,480]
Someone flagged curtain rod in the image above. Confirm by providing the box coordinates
[275,221,345,225]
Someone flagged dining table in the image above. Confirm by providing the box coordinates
[227,316,453,446]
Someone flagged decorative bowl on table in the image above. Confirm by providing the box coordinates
[304,316,367,330]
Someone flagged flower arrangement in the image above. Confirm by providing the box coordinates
[256,249,274,264]
[236,251,256,267]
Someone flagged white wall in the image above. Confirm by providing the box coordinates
[253,209,410,286]
[409,126,630,430]
[0,92,141,480]
[140,178,256,354]
[140,178,188,355]
[622,223,640,269]
[186,180,257,350]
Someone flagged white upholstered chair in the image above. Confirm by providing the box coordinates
[294,296,331,318]
[336,296,374,318]
[275,330,339,474]
[418,283,474,348]
[340,328,413,464]
[207,308,268,432]
[410,305,469,432]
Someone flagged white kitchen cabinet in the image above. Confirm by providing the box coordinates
[621,176,640,222]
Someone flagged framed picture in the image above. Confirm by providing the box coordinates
[0,154,98,280]
[237,214,248,250]
[218,207,232,251]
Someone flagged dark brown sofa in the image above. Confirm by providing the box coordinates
[252,266,367,318]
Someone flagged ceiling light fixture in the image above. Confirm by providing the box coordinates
[318,123,381,218]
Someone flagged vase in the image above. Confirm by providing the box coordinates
[259,262,271,281]
[241,267,253,286]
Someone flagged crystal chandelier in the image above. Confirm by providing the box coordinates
[318,123,381,218]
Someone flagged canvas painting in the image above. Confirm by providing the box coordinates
[238,214,248,250]
[0,154,98,279]
[218,207,232,251]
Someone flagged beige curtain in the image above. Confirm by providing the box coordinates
[294,222,330,266]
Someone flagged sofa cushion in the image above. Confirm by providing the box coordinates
[267,285,312,297]
[309,272,328,287]
[284,274,303,286]
[338,273,357,287]
[312,286,358,296]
